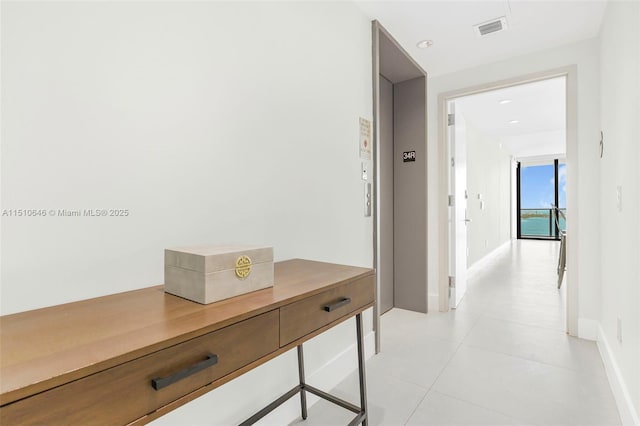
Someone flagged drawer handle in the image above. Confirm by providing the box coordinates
[151,354,218,391]
[323,297,351,312]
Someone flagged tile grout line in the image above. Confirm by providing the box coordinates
[402,313,485,425]
[481,314,569,334]
[458,342,609,380]
[427,389,534,426]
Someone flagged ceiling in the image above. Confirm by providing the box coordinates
[356,0,607,77]
[456,77,566,158]
[356,1,584,159]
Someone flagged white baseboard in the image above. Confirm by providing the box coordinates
[578,318,599,341]
[255,330,375,425]
[596,324,640,426]
[428,293,440,312]
[435,241,511,313]
[467,240,512,280]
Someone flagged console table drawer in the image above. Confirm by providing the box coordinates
[279,275,374,346]
[1,310,279,426]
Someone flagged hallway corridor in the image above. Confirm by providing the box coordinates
[290,240,621,426]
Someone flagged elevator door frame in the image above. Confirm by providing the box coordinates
[372,21,428,353]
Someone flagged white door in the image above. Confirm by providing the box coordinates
[448,102,469,308]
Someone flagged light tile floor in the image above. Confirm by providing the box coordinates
[291,240,621,426]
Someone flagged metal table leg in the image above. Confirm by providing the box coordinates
[356,313,368,426]
[240,313,369,425]
[297,345,308,420]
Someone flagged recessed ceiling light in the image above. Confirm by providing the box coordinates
[416,39,434,49]
[509,120,520,124]
[499,99,512,104]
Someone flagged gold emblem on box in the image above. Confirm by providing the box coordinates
[235,255,252,279]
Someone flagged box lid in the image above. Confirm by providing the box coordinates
[165,245,273,274]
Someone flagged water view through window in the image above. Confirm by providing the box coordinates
[520,162,566,238]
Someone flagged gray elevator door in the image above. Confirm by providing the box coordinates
[393,77,427,311]
[379,76,394,314]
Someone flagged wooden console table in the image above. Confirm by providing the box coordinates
[0,259,374,425]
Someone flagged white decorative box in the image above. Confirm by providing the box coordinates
[164,245,274,304]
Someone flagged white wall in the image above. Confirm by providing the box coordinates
[463,119,511,266]
[0,1,373,424]
[427,39,601,328]
[597,1,640,423]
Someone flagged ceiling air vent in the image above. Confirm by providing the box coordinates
[474,16,509,36]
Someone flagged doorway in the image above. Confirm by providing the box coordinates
[372,21,428,352]
[517,159,567,240]
[439,69,577,335]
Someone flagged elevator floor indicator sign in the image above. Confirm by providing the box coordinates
[403,151,416,162]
